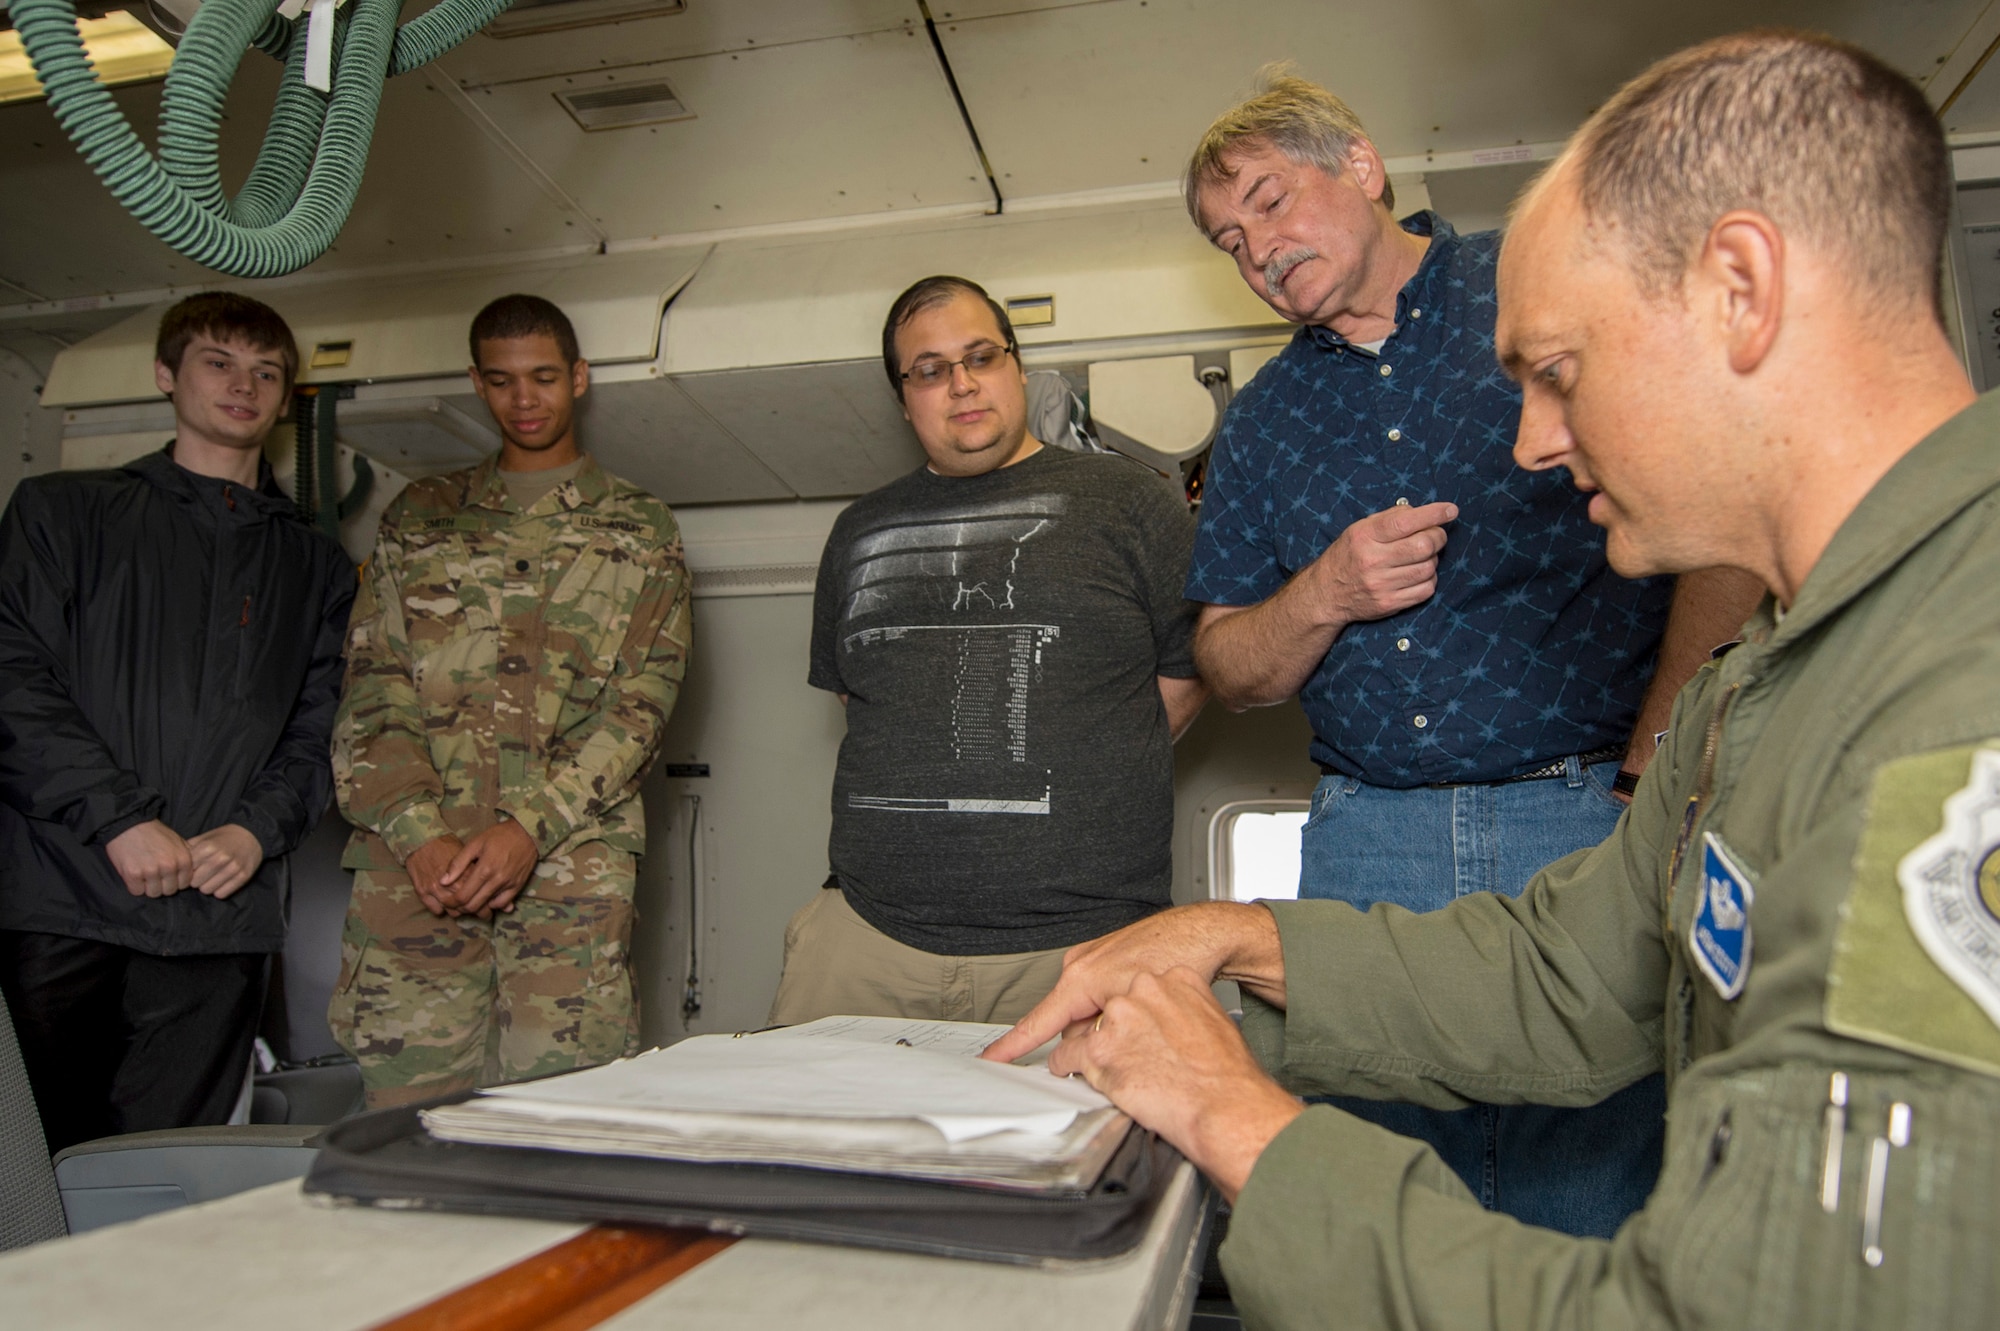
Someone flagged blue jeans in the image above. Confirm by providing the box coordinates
[1299,757,1665,1239]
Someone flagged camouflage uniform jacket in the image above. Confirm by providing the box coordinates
[334,454,690,871]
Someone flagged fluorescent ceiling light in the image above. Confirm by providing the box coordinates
[0,10,175,106]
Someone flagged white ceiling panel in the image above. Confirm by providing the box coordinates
[1946,75,2000,135]
[939,0,1995,200]
[40,246,708,407]
[927,1,1111,16]
[5,0,1994,312]
[663,202,1277,374]
[437,0,917,88]
[1936,7,2000,137]
[0,308,131,379]
[507,377,799,504]
[673,361,925,497]
[0,83,219,299]
[458,29,991,238]
[1423,161,1547,236]
[307,68,593,265]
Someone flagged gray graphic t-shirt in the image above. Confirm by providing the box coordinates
[810,447,1199,954]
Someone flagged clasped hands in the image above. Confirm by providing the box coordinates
[979,902,1307,1203]
[104,819,264,899]
[406,818,540,919]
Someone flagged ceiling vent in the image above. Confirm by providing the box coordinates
[487,0,683,38]
[556,79,693,131]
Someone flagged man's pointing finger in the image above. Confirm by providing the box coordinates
[981,993,1088,1063]
[1376,500,1458,538]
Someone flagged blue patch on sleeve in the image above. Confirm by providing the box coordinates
[1691,832,1755,1000]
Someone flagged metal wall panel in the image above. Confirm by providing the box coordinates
[553,375,799,504]
[672,360,924,498]
[662,201,1278,374]
[454,30,990,241]
[437,0,917,89]
[939,0,1992,201]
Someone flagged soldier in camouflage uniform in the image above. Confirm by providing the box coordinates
[331,294,691,1107]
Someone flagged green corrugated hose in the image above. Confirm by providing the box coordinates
[12,0,514,278]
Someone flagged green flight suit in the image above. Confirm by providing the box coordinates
[1223,393,2000,1329]
[330,453,691,1100]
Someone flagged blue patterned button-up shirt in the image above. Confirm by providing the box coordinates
[1186,212,1672,787]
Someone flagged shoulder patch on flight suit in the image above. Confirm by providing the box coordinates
[1828,743,2000,1080]
[1900,748,2000,1028]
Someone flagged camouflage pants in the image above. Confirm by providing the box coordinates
[329,841,640,1108]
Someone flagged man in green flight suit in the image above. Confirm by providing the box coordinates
[332,294,692,1107]
[986,31,2000,1328]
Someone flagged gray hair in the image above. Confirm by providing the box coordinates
[1184,64,1392,230]
[1567,29,1948,310]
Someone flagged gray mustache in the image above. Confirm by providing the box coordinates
[1264,248,1318,293]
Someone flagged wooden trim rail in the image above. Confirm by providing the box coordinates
[368,1224,738,1331]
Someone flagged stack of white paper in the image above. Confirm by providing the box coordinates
[420,1016,1130,1194]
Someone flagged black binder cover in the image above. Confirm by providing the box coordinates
[304,1099,1182,1265]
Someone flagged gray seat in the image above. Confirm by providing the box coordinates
[0,979,65,1251]
[52,1125,321,1233]
[244,811,367,1127]
[0,984,323,1247]
[253,1059,364,1126]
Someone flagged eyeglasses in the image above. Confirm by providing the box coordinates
[900,343,1016,390]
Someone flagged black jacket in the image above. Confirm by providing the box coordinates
[0,448,356,954]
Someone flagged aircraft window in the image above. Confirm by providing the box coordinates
[1209,804,1308,903]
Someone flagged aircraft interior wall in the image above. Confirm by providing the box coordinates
[0,346,62,508]
[11,0,2000,1073]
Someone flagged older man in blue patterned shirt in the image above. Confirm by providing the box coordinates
[1182,71,1763,1238]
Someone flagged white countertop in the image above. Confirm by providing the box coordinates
[0,1161,1209,1331]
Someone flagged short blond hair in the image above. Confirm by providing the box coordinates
[1184,65,1391,230]
[1569,30,1948,309]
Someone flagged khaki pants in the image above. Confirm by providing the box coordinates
[329,842,640,1108]
[767,886,1069,1027]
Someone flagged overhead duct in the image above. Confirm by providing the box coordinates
[11,0,515,277]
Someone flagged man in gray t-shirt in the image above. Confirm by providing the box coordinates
[768,275,1207,1027]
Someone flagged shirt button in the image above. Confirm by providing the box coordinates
[515,559,530,573]
[1411,308,1423,319]
[1397,638,1411,652]
[1413,714,1429,729]
[1387,428,1402,442]
[1379,363,1392,377]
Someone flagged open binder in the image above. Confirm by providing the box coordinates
[304,1018,1186,1264]
[303,1102,1181,1265]
[414,1017,1132,1194]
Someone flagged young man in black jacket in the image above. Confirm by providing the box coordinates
[0,293,356,1152]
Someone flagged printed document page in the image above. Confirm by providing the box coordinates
[421,1016,1128,1192]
